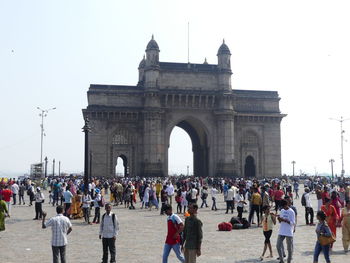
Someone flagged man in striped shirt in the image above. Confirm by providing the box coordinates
[42,205,72,263]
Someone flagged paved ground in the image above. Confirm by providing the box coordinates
[0,189,349,263]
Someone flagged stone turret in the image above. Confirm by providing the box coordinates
[145,35,160,67]
[217,40,232,92]
[138,55,146,84]
[144,35,160,90]
[217,39,231,71]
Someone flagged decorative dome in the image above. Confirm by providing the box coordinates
[139,55,146,68]
[146,35,159,51]
[217,39,231,55]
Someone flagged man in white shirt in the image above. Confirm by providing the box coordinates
[34,187,45,220]
[276,199,295,263]
[211,186,219,211]
[82,192,92,224]
[99,203,119,263]
[235,189,246,219]
[303,188,314,225]
[93,189,102,224]
[166,183,175,205]
[11,182,19,205]
[42,206,72,263]
[187,185,198,205]
[225,186,235,214]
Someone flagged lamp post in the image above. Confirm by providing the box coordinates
[330,116,350,177]
[82,117,91,194]
[329,159,335,179]
[37,107,56,166]
[89,151,93,181]
[44,157,48,178]
[291,161,296,177]
[52,158,55,176]
[58,161,61,177]
[187,165,189,176]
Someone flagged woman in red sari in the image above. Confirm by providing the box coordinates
[330,191,343,227]
[321,197,339,248]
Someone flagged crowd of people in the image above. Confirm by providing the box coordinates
[1,175,350,263]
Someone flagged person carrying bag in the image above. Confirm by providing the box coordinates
[313,211,334,263]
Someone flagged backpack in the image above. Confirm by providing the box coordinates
[218,222,232,231]
[186,190,192,202]
[101,213,116,229]
[241,218,250,229]
[98,195,105,207]
[201,192,208,199]
[232,223,244,229]
[27,187,33,196]
[301,193,306,206]
[230,217,241,226]
[175,195,182,203]
[149,189,154,201]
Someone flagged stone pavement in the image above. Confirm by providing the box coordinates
[0,190,349,263]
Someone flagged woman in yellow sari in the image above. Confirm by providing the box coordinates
[341,200,350,252]
[0,194,10,231]
[71,190,83,219]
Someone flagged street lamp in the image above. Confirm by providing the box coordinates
[52,158,55,176]
[291,161,296,177]
[82,117,91,194]
[329,159,335,179]
[44,157,48,177]
[330,116,350,177]
[37,107,56,165]
[89,151,93,181]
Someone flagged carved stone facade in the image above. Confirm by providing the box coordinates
[82,36,286,178]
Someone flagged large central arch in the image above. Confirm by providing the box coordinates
[166,116,210,177]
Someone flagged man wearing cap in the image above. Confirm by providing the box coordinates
[33,187,45,220]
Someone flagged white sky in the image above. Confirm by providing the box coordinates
[1,0,350,177]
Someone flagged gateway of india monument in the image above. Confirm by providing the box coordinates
[82,36,286,178]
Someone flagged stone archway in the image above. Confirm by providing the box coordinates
[115,154,128,177]
[166,117,209,178]
[83,36,285,178]
[244,155,256,178]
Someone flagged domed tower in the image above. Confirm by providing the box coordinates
[138,55,146,85]
[145,35,160,67]
[217,39,232,91]
[217,39,231,71]
[144,35,160,90]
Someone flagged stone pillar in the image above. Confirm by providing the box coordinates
[142,110,164,177]
[215,110,235,177]
[193,145,209,178]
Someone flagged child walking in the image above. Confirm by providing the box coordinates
[260,205,276,260]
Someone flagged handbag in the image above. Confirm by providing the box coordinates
[318,234,336,246]
[318,223,336,246]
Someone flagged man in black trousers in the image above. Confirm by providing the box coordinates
[99,203,119,263]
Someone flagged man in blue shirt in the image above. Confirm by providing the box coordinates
[63,187,73,218]
[53,181,61,206]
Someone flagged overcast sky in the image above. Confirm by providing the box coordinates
[1,0,350,177]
